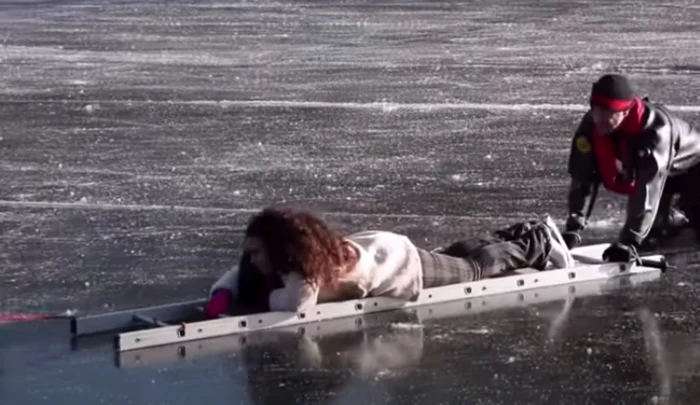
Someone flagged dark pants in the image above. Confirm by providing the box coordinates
[421,219,552,288]
[668,164,700,235]
[640,164,700,249]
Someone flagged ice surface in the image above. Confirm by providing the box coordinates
[2,0,700,404]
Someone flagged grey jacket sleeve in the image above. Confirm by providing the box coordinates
[619,127,673,246]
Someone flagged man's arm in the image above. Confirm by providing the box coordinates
[566,179,599,232]
[565,112,601,237]
[619,129,672,246]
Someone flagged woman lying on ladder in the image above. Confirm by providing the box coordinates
[204,206,575,318]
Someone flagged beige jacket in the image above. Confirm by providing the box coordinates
[209,230,424,312]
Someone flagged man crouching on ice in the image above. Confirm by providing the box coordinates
[204,207,574,317]
[564,74,700,261]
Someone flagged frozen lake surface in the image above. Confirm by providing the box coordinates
[2,0,700,404]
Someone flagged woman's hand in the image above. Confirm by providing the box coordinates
[204,289,232,318]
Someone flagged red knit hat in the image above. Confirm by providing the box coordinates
[589,74,636,111]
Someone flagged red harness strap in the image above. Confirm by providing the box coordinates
[592,98,646,196]
[594,135,637,194]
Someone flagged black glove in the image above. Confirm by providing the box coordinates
[565,214,586,233]
[562,214,585,248]
[562,231,582,248]
[602,242,638,263]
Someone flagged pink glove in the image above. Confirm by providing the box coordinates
[204,290,232,318]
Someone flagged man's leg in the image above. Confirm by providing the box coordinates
[641,177,691,250]
[677,164,700,241]
[647,176,689,238]
[655,179,679,230]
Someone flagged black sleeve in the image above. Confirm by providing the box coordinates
[566,112,600,231]
[235,252,283,314]
[619,128,672,246]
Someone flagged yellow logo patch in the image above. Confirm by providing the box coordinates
[575,136,591,153]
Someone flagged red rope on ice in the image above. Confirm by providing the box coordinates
[0,313,65,323]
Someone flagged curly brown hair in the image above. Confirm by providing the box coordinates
[244,207,354,287]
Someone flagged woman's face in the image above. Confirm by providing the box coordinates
[243,236,272,276]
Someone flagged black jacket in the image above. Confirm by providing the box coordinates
[567,99,700,245]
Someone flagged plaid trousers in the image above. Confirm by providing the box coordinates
[419,219,552,288]
[417,249,482,288]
